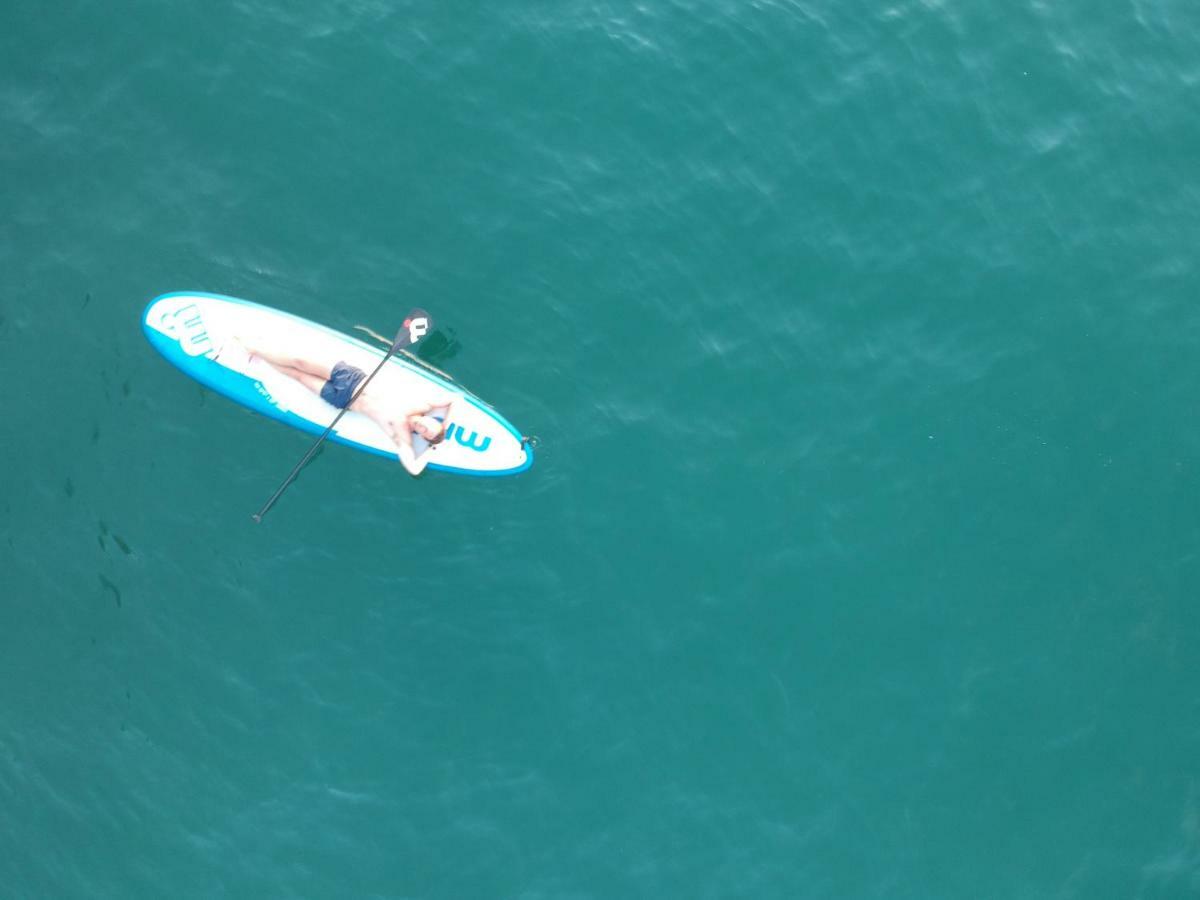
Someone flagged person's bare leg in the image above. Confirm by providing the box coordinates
[239,339,335,380]
[256,360,328,394]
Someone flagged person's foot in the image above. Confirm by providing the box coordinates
[211,336,256,374]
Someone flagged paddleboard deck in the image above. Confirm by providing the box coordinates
[142,292,533,476]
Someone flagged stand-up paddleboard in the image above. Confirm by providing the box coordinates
[142,292,533,476]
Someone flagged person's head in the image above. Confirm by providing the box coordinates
[410,414,445,444]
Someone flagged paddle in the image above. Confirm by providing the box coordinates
[251,309,433,523]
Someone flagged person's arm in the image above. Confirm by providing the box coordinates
[437,398,454,433]
[405,390,455,416]
[392,426,429,476]
[407,396,455,433]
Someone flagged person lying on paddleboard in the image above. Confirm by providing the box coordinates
[217,336,452,476]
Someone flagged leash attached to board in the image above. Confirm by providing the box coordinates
[251,309,433,523]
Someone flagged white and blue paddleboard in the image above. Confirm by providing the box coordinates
[142,292,533,476]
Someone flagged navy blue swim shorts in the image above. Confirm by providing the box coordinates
[320,361,367,409]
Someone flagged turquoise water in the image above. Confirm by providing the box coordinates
[4,1,1200,896]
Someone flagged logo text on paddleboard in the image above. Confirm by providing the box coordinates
[444,423,491,453]
[161,302,213,357]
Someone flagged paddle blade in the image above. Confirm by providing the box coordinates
[393,309,434,350]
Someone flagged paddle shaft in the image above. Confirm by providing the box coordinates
[251,343,401,523]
